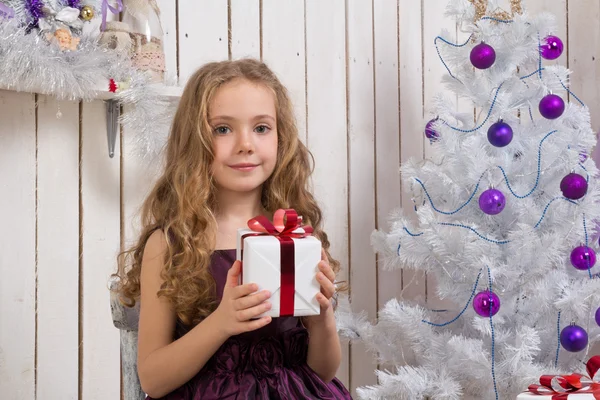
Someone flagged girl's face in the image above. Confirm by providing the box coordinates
[209,78,278,195]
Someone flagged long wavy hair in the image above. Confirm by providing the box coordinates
[113,59,341,328]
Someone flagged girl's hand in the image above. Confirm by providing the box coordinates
[302,249,337,329]
[213,260,273,338]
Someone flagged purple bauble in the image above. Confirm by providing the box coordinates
[541,35,564,60]
[580,152,589,163]
[479,188,506,215]
[425,118,439,140]
[470,42,496,69]
[595,307,600,327]
[487,120,513,147]
[539,94,565,119]
[560,324,588,352]
[473,290,500,317]
[560,173,588,200]
[570,246,596,271]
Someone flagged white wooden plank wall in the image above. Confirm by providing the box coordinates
[0,1,598,399]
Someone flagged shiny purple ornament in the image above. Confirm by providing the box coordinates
[541,35,564,60]
[425,118,439,141]
[595,307,600,327]
[560,173,588,200]
[539,94,565,119]
[479,188,506,215]
[473,290,500,317]
[487,120,513,147]
[560,324,588,352]
[25,0,44,23]
[570,246,596,271]
[470,42,496,69]
[580,152,589,163]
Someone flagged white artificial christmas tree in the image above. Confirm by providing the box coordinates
[336,1,600,399]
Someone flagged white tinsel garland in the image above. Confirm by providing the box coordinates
[0,16,175,163]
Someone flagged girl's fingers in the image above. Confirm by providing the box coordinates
[230,282,259,299]
[318,261,336,282]
[244,316,272,332]
[234,290,271,311]
[317,273,336,298]
[316,292,331,310]
[235,300,272,322]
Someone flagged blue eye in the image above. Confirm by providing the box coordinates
[255,125,271,134]
[214,126,230,135]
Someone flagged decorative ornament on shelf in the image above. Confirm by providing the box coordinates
[108,77,131,93]
[0,3,14,19]
[470,42,496,69]
[570,245,596,271]
[80,5,94,21]
[473,290,500,317]
[37,1,91,51]
[45,27,80,51]
[469,0,523,22]
[487,120,513,147]
[479,188,506,215]
[539,93,565,120]
[560,323,588,352]
[425,118,439,141]
[560,172,588,200]
[99,21,133,53]
[121,0,166,83]
[540,35,564,60]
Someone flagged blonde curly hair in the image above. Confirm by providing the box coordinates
[113,59,341,328]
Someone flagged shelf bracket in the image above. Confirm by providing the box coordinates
[105,99,120,158]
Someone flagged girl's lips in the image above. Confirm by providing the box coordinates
[229,163,258,172]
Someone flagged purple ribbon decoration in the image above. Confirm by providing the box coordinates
[101,0,123,31]
[0,3,14,19]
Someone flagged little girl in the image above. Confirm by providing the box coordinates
[115,59,353,399]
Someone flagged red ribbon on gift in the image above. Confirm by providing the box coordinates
[242,209,313,317]
[527,356,600,399]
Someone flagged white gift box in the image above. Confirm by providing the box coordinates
[236,228,321,318]
[517,392,595,399]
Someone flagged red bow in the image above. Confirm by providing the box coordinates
[247,209,313,238]
[243,209,313,317]
[527,356,600,399]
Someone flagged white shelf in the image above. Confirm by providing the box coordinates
[0,79,184,101]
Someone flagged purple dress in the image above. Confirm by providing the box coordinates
[148,249,353,400]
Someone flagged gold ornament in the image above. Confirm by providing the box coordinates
[469,0,523,23]
[80,5,94,21]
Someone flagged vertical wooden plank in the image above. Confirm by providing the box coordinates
[36,96,79,400]
[0,91,36,399]
[230,0,260,60]
[374,0,404,308]
[396,0,427,305]
[422,0,456,163]
[305,0,350,390]
[568,0,600,133]
[80,101,121,400]
[178,0,229,84]
[156,0,179,84]
[346,0,378,393]
[262,0,308,144]
[121,128,163,278]
[422,0,461,310]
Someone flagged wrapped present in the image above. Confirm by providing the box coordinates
[517,393,595,399]
[236,209,321,318]
[516,356,600,399]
